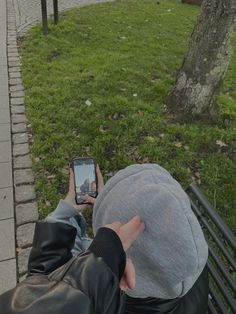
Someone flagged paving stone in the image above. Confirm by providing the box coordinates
[0,108,10,123]
[14,154,32,169]
[0,95,9,108]
[19,273,27,283]
[0,75,7,85]
[9,71,21,79]
[13,132,28,144]
[12,113,27,124]
[13,143,29,156]
[11,97,24,105]
[8,47,18,52]
[0,84,8,96]
[14,168,34,185]
[7,38,16,43]
[12,122,27,133]
[8,53,19,58]
[0,259,17,294]
[0,66,7,76]
[0,57,7,66]
[8,57,20,62]
[9,66,21,73]
[9,78,22,85]
[11,105,25,114]
[0,123,10,141]
[10,84,24,92]
[7,31,17,37]
[9,61,20,67]
[17,223,35,248]
[0,162,12,188]
[0,141,11,162]
[18,247,31,275]
[16,202,38,226]
[7,41,17,46]
[15,185,36,203]
[0,187,14,220]
[11,90,25,98]
[0,219,15,260]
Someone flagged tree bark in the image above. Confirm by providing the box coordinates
[166,0,236,122]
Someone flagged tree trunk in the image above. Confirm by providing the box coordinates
[166,0,236,122]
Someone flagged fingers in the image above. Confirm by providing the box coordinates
[104,221,122,233]
[125,216,145,239]
[119,258,136,291]
[69,168,75,194]
[96,164,104,193]
[119,216,145,251]
[80,194,96,205]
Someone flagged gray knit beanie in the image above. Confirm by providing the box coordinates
[93,164,208,299]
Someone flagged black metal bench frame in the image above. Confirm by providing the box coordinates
[186,183,236,314]
[41,0,59,34]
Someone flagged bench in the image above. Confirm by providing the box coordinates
[186,183,236,314]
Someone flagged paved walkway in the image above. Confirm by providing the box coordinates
[0,0,17,295]
[0,0,113,296]
[14,0,114,34]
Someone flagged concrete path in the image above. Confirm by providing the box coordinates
[0,0,17,295]
[14,0,114,34]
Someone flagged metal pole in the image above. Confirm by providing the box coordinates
[53,0,59,24]
[41,0,48,34]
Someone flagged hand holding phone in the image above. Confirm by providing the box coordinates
[71,157,98,205]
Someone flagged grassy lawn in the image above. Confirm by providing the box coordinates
[20,0,236,232]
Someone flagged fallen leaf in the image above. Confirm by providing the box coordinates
[174,141,182,148]
[85,99,92,106]
[146,136,155,143]
[47,175,56,180]
[60,167,68,175]
[45,200,51,207]
[216,140,227,147]
[99,125,106,134]
[113,113,118,119]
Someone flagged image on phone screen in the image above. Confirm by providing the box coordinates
[73,158,97,204]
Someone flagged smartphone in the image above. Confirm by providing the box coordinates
[71,157,97,205]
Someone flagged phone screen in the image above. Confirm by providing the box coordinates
[73,158,97,204]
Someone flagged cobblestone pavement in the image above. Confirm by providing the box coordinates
[14,0,114,34]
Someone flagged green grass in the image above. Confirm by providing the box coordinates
[20,0,236,232]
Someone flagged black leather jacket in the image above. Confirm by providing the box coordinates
[0,221,209,314]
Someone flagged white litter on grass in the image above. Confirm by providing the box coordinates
[133,93,138,97]
[85,99,92,106]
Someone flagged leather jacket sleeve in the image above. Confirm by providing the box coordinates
[28,221,77,275]
[0,222,126,314]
